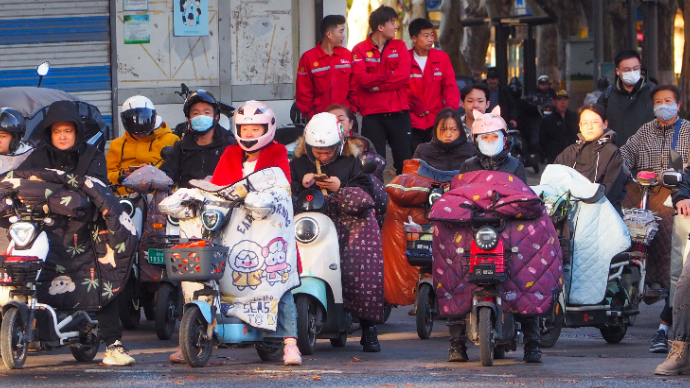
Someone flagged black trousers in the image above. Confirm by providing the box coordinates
[409,127,433,155]
[362,112,412,175]
[97,293,122,346]
[660,298,673,325]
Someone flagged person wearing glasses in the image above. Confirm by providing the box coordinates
[553,103,627,212]
[596,50,654,146]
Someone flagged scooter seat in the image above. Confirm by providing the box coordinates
[610,252,631,265]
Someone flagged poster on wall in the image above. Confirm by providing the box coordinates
[123,15,150,44]
[174,0,209,36]
[123,0,148,11]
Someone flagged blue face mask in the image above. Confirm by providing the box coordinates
[654,102,678,122]
[477,131,505,157]
[190,115,214,133]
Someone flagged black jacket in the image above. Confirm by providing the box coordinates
[459,146,527,183]
[412,127,474,171]
[512,98,542,155]
[19,100,107,182]
[159,125,234,188]
[540,108,579,163]
[290,153,373,199]
[487,83,514,123]
[596,77,655,146]
[553,129,627,210]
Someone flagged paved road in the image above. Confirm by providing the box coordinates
[0,301,686,387]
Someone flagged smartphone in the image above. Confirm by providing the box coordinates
[314,174,328,182]
[128,165,142,172]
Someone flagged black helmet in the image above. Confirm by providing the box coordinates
[508,77,523,99]
[596,77,609,91]
[0,107,26,153]
[183,90,220,118]
[120,95,157,136]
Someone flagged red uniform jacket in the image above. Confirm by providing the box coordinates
[352,37,410,116]
[210,142,291,186]
[296,43,357,120]
[407,48,460,130]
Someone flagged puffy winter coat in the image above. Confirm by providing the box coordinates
[597,77,655,146]
[412,128,474,171]
[106,123,179,187]
[159,124,234,188]
[382,159,458,306]
[407,48,459,129]
[554,129,627,211]
[460,147,527,183]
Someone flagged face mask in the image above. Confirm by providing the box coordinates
[619,70,641,86]
[654,102,678,122]
[190,115,214,133]
[477,132,505,157]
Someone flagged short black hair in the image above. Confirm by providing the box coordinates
[652,84,680,102]
[614,49,641,68]
[320,15,346,39]
[408,18,433,38]
[486,69,499,80]
[369,6,398,33]
[188,13,194,20]
[578,103,607,122]
[461,82,490,102]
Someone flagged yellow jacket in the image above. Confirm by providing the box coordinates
[106,123,179,187]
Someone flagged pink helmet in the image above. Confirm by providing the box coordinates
[471,106,508,136]
[233,100,277,152]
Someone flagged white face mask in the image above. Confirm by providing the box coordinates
[619,69,641,86]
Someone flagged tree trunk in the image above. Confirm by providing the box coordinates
[462,0,491,77]
[347,0,384,50]
[680,1,690,111]
[401,0,427,47]
[439,0,471,76]
[653,0,679,84]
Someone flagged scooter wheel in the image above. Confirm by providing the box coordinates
[1,308,28,369]
[70,335,100,362]
[415,284,435,340]
[155,283,177,340]
[600,323,627,344]
[256,341,283,361]
[330,331,348,347]
[382,303,393,324]
[478,308,494,367]
[295,295,318,355]
[179,306,213,367]
[540,302,563,348]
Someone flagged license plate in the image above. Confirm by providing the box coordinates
[474,263,496,276]
[147,248,166,265]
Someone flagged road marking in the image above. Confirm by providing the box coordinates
[84,369,158,373]
[253,369,343,374]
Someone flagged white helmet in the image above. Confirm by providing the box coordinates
[121,95,157,136]
[233,100,277,152]
[304,112,344,165]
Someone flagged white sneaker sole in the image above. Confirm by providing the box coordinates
[102,357,136,366]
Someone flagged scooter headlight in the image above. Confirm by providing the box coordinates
[429,190,443,206]
[119,199,135,218]
[9,222,36,249]
[475,226,499,251]
[167,214,180,227]
[201,209,223,232]
[295,217,319,244]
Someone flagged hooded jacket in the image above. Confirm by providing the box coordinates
[412,127,474,171]
[539,108,579,163]
[106,122,180,186]
[553,129,627,210]
[159,124,235,188]
[19,100,107,182]
[597,76,655,146]
[210,141,291,185]
[290,137,374,198]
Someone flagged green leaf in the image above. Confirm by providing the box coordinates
[115,242,126,253]
[45,189,53,199]
[55,264,65,274]
[60,196,72,206]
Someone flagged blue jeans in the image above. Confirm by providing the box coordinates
[263,292,298,339]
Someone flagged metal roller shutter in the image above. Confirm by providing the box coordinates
[0,0,113,129]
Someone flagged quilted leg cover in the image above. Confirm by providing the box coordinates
[621,183,673,289]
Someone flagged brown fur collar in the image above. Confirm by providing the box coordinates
[293,136,364,159]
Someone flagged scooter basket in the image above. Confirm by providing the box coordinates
[164,244,229,281]
[622,208,659,245]
[0,256,44,286]
[405,224,434,254]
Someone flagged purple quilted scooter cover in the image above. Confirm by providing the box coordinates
[429,171,563,317]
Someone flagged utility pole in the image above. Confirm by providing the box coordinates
[644,0,659,80]
[593,0,604,88]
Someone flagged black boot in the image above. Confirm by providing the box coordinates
[521,317,542,363]
[448,336,469,362]
[360,325,381,352]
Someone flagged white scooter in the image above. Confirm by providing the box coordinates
[0,191,99,369]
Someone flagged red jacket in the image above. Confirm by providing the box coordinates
[352,37,410,116]
[210,142,291,186]
[296,43,357,120]
[407,48,460,130]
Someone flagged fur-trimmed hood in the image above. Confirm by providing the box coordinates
[293,135,365,160]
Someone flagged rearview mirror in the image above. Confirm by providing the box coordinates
[361,157,377,175]
[662,170,683,187]
[37,61,50,77]
[670,149,684,172]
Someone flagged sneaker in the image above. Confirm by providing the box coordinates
[650,329,669,354]
[523,341,542,363]
[360,326,381,352]
[447,337,468,362]
[170,347,184,364]
[103,340,135,366]
[283,342,302,366]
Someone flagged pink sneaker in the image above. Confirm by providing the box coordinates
[283,342,302,366]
